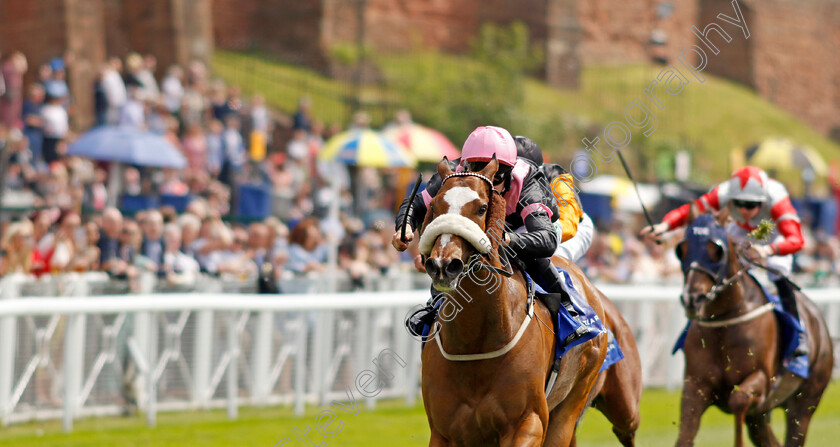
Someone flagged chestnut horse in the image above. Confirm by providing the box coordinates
[418,158,640,446]
[675,208,833,447]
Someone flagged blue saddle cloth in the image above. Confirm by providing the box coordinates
[526,267,623,372]
[672,272,808,378]
[421,267,624,373]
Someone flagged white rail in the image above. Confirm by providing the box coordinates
[0,274,838,433]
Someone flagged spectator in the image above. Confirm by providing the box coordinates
[292,96,312,132]
[246,222,271,267]
[40,93,69,164]
[43,58,70,109]
[99,207,127,275]
[220,115,246,185]
[139,210,164,272]
[287,218,328,275]
[181,123,207,173]
[178,213,201,257]
[160,65,184,116]
[137,54,160,101]
[161,223,199,287]
[119,219,142,266]
[205,119,225,178]
[22,84,45,165]
[49,211,81,273]
[101,58,127,124]
[1,219,34,275]
[119,87,146,130]
[0,51,27,129]
[72,221,101,272]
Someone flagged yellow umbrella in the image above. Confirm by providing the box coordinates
[744,138,828,177]
[319,128,416,168]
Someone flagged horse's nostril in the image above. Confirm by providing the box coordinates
[444,258,464,277]
[425,258,441,278]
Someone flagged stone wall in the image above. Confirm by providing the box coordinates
[749,0,840,135]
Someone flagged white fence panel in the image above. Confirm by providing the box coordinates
[0,273,837,432]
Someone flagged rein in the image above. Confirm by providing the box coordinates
[682,246,777,327]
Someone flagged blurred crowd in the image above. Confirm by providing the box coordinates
[0,50,839,289]
[0,50,412,290]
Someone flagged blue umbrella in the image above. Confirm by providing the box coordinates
[68,125,186,168]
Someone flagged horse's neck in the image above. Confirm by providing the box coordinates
[440,270,527,353]
[705,265,763,319]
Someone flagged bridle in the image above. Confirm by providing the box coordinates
[434,171,514,278]
[680,225,775,326]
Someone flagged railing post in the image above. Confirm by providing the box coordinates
[251,310,273,404]
[294,312,307,416]
[666,301,686,390]
[62,312,86,432]
[226,312,239,420]
[192,310,214,407]
[0,276,22,425]
[316,310,335,406]
[145,312,159,428]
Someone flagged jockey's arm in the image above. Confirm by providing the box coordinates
[661,182,726,230]
[766,187,804,256]
[394,160,455,235]
[770,219,804,256]
[507,178,559,259]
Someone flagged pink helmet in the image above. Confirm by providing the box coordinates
[729,166,769,202]
[461,126,517,167]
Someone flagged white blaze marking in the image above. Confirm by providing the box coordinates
[443,187,480,215]
[439,234,451,246]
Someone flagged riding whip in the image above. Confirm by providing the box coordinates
[616,150,662,244]
[401,174,423,243]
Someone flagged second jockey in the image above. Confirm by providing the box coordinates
[641,165,808,360]
[394,126,592,343]
[514,136,595,263]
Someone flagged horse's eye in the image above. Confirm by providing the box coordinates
[478,204,488,215]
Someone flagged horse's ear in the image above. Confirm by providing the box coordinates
[686,203,700,224]
[437,157,454,180]
[477,155,499,180]
[714,205,731,226]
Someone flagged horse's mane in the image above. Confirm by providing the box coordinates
[484,191,507,262]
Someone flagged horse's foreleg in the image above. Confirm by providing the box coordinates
[729,371,769,447]
[675,378,713,447]
[499,412,545,447]
[745,413,780,447]
[428,430,449,447]
[783,391,824,447]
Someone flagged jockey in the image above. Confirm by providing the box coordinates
[394,126,591,342]
[641,165,808,359]
[514,136,595,263]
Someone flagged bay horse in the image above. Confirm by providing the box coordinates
[417,158,641,446]
[675,207,833,447]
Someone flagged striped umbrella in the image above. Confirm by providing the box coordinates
[319,128,416,168]
[384,124,460,163]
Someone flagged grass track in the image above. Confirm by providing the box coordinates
[3,384,839,446]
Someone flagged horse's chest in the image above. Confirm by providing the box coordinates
[439,395,520,444]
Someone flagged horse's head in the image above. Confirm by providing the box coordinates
[676,206,739,319]
[418,157,506,292]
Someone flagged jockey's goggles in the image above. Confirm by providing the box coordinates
[733,200,761,210]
